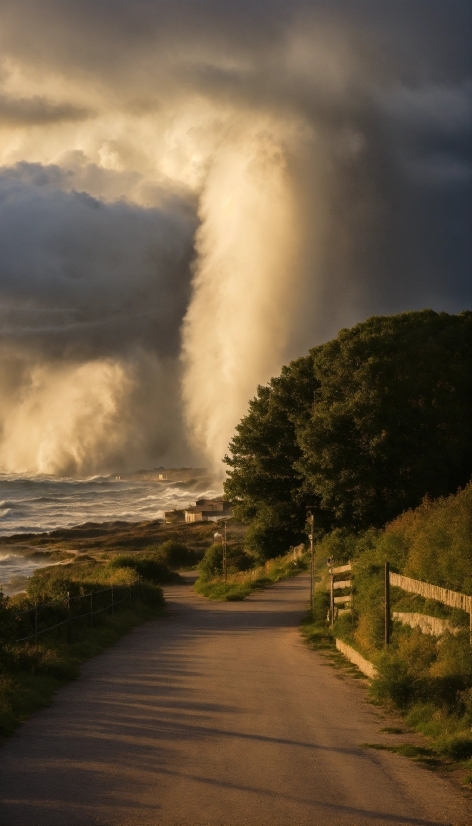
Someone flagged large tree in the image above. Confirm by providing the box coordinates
[224,354,316,559]
[299,310,472,529]
[224,310,472,556]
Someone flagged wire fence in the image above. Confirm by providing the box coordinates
[13,583,137,643]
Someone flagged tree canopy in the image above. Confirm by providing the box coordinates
[224,310,472,559]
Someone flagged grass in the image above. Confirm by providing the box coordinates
[299,486,472,772]
[0,544,171,739]
[360,742,442,768]
[0,516,253,736]
[304,614,472,772]
[0,585,164,738]
[380,726,404,734]
[194,551,308,601]
[0,518,231,585]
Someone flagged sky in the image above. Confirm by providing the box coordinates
[0,0,470,477]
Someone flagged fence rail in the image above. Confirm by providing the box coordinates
[388,570,471,645]
[333,579,351,590]
[332,563,352,575]
[389,572,472,613]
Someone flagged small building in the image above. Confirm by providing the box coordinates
[184,498,232,523]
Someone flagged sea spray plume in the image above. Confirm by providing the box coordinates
[181,118,302,473]
[0,349,196,476]
[0,359,130,475]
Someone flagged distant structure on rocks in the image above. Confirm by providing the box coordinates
[184,498,233,523]
[121,467,208,483]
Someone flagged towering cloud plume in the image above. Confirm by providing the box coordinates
[0,0,470,475]
[182,117,301,465]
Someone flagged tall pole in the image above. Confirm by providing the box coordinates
[223,522,227,583]
[385,561,390,645]
[309,513,314,613]
[330,569,334,628]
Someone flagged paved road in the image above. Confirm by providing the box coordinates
[0,574,469,826]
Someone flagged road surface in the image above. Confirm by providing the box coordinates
[0,574,469,826]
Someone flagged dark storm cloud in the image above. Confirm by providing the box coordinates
[0,165,197,359]
[0,0,469,334]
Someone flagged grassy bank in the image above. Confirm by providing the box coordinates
[195,550,308,601]
[303,483,472,769]
[0,519,239,597]
[0,546,180,738]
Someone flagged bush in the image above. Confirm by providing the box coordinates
[198,543,253,580]
[437,734,472,761]
[196,549,308,600]
[0,592,16,647]
[108,553,178,584]
[371,652,417,709]
[155,539,197,568]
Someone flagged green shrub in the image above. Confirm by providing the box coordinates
[198,543,253,580]
[311,587,330,626]
[196,549,307,600]
[371,652,416,709]
[155,539,197,568]
[437,733,472,761]
[108,553,179,584]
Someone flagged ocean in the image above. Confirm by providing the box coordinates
[0,473,219,593]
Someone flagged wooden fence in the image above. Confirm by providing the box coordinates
[388,571,472,643]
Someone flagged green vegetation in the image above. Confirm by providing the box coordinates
[305,484,472,764]
[225,310,471,558]
[0,548,171,738]
[0,518,220,567]
[360,742,441,769]
[195,549,308,601]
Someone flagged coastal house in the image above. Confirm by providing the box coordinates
[184,498,232,523]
